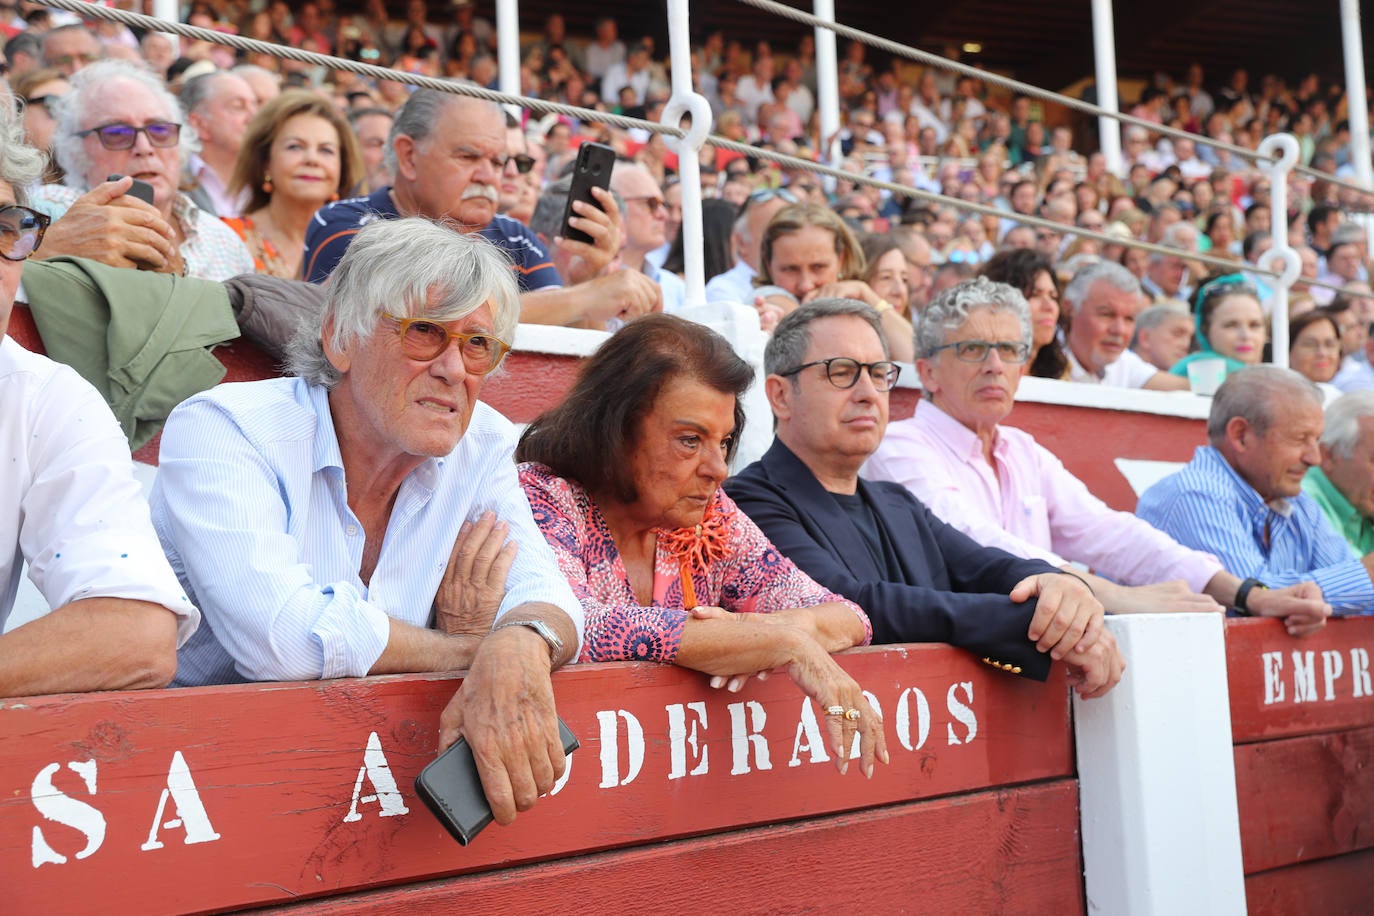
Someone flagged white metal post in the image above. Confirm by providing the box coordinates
[1256,133,1302,368]
[151,0,178,52]
[1091,0,1123,177]
[496,0,521,117]
[661,0,711,307]
[813,0,841,171]
[1341,0,1373,188]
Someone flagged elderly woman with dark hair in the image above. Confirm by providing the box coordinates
[980,247,1068,379]
[1288,308,1342,387]
[865,277,1321,623]
[754,202,914,361]
[517,314,888,777]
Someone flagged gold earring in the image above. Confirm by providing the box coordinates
[262,174,274,194]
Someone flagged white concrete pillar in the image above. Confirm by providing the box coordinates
[813,0,841,172]
[1074,614,1246,916]
[496,0,521,117]
[1341,0,1373,188]
[1091,0,1123,177]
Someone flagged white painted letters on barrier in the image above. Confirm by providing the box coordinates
[666,702,709,779]
[1261,646,1374,705]
[1263,651,1284,704]
[727,700,772,775]
[596,709,645,788]
[1354,648,1372,698]
[1322,650,1345,702]
[30,760,105,868]
[947,682,977,745]
[140,752,221,851]
[342,732,410,823]
[895,686,931,751]
[1291,651,1317,703]
[788,699,831,768]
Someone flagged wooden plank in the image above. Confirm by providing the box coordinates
[0,644,1071,915]
[266,780,1086,916]
[1245,848,1374,916]
[1226,616,1374,744]
[1235,725,1374,875]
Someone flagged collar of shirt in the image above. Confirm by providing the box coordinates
[917,399,1004,465]
[1197,443,1292,541]
[1064,345,1100,382]
[304,381,443,492]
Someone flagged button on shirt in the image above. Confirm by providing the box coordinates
[864,401,1221,591]
[1302,466,1374,557]
[151,376,584,686]
[0,338,198,639]
[1137,445,1374,614]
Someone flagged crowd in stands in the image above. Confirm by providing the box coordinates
[5,1,1374,834]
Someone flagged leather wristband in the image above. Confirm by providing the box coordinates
[1234,578,1267,615]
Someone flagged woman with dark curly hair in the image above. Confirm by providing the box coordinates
[980,247,1069,379]
[516,314,887,776]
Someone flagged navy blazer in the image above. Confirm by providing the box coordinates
[725,439,1055,680]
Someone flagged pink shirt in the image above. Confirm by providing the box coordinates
[863,400,1221,592]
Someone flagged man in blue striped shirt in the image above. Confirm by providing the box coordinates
[153,218,585,826]
[1138,366,1365,621]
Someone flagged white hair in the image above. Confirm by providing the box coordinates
[1322,390,1374,459]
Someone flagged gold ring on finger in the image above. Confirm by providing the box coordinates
[844,708,862,721]
[825,705,845,717]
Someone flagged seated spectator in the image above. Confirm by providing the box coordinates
[224,90,362,279]
[34,60,254,280]
[609,161,684,314]
[180,70,260,218]
[858,233,912,319]
[41,24,102,76]
[516,314,887,775]
[866,278,1325,628]
[303,91,659,329]
[661,197,736,283]
[346,107,394,194]
[1304,391,1374,555]
[1137,366,1365,618]
[704,188,790,306]
[13,68,69,181]
[980,248,1069,379]
[1170,275,1267,380]
[0,103,198,696]
[754,202,915,361]
[1131,303,1195,372]
[1288,308,1343,387]
[1333,321,1374,392]
[726,299,1123,697]
[154,217,584,823]
[1063,261,1190,389]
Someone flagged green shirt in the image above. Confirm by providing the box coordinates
[1302,467,1374,557]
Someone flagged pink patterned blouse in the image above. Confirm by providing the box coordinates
[519,462,871,663]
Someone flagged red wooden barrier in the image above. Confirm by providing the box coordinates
[1226,617,1374,912]
[0,645,1076,916]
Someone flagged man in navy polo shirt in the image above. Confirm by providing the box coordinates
[304,90,659,329]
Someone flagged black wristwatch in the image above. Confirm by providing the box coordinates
[1234,578,1267,615]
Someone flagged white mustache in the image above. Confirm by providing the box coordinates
[462,183,499,203]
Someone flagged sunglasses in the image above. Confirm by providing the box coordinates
[0,204,51,261]
[77,121,181,151]
[625,195,665,214]
[747,187,798,206]
[382,314,511,374]
[23,93,62,115]
[505,154,536,174]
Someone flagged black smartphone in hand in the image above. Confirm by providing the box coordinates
[107,173,155,206]
[559,142,615,245]
[415,717,580,846]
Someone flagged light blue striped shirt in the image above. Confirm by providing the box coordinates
[1137,445,1374,615]
[151,377,583,686]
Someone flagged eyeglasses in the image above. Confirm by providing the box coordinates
[1292,336,1340,352]
[777,357,901,392]
[382,314,511,374]
[0,204,50,261]
[928,339,1031,364]
[23,93,62,115]
[747,187,798,206]
[504,153,536,174]
[625,195,665,214]
[48,53,100,70]
[77,121,181,151]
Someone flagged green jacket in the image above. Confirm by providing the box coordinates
[21,257,240,449]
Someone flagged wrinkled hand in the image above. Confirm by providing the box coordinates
[552,186,621,284]
[436,628,563,825]
[1061,627,1125,699]
[687,605,783,691]
[585,268,662,324]
[434,511,517,639]
[1012,572,1104,660]
[752,294,787,333]
[784,638,888,777]
[805,279,882,307]
[36,178,177,271]
[1101,579,1223,615]
[1247,581,1331,637]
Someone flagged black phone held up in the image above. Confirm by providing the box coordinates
[106,173,155,206]
[559,142,615,246]
[415,717,581,846]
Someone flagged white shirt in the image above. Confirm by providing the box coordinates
[704,260,758,306]
[1067,345,1160,388]
[189,154,247,218]
[0,338,198,640]
[152,377,583,687]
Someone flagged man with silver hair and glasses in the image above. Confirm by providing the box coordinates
[304,90,659,329]
[1303,390,1374,556]
[1062,260,1190,390]
[867,278,1329,634]
[1139,367,1373,616]
[726,298,1124,697]
[152,218,584,825]
[0,99,199,696]
[30,59,253,280]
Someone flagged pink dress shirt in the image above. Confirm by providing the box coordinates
[863,401,1221,592]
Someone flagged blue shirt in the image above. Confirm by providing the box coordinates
[301,187,563,290]
[151,377,584,686]
[1137,445,1374,615]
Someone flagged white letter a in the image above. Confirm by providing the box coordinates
[343,731,410,823]
[141,751,221,851]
